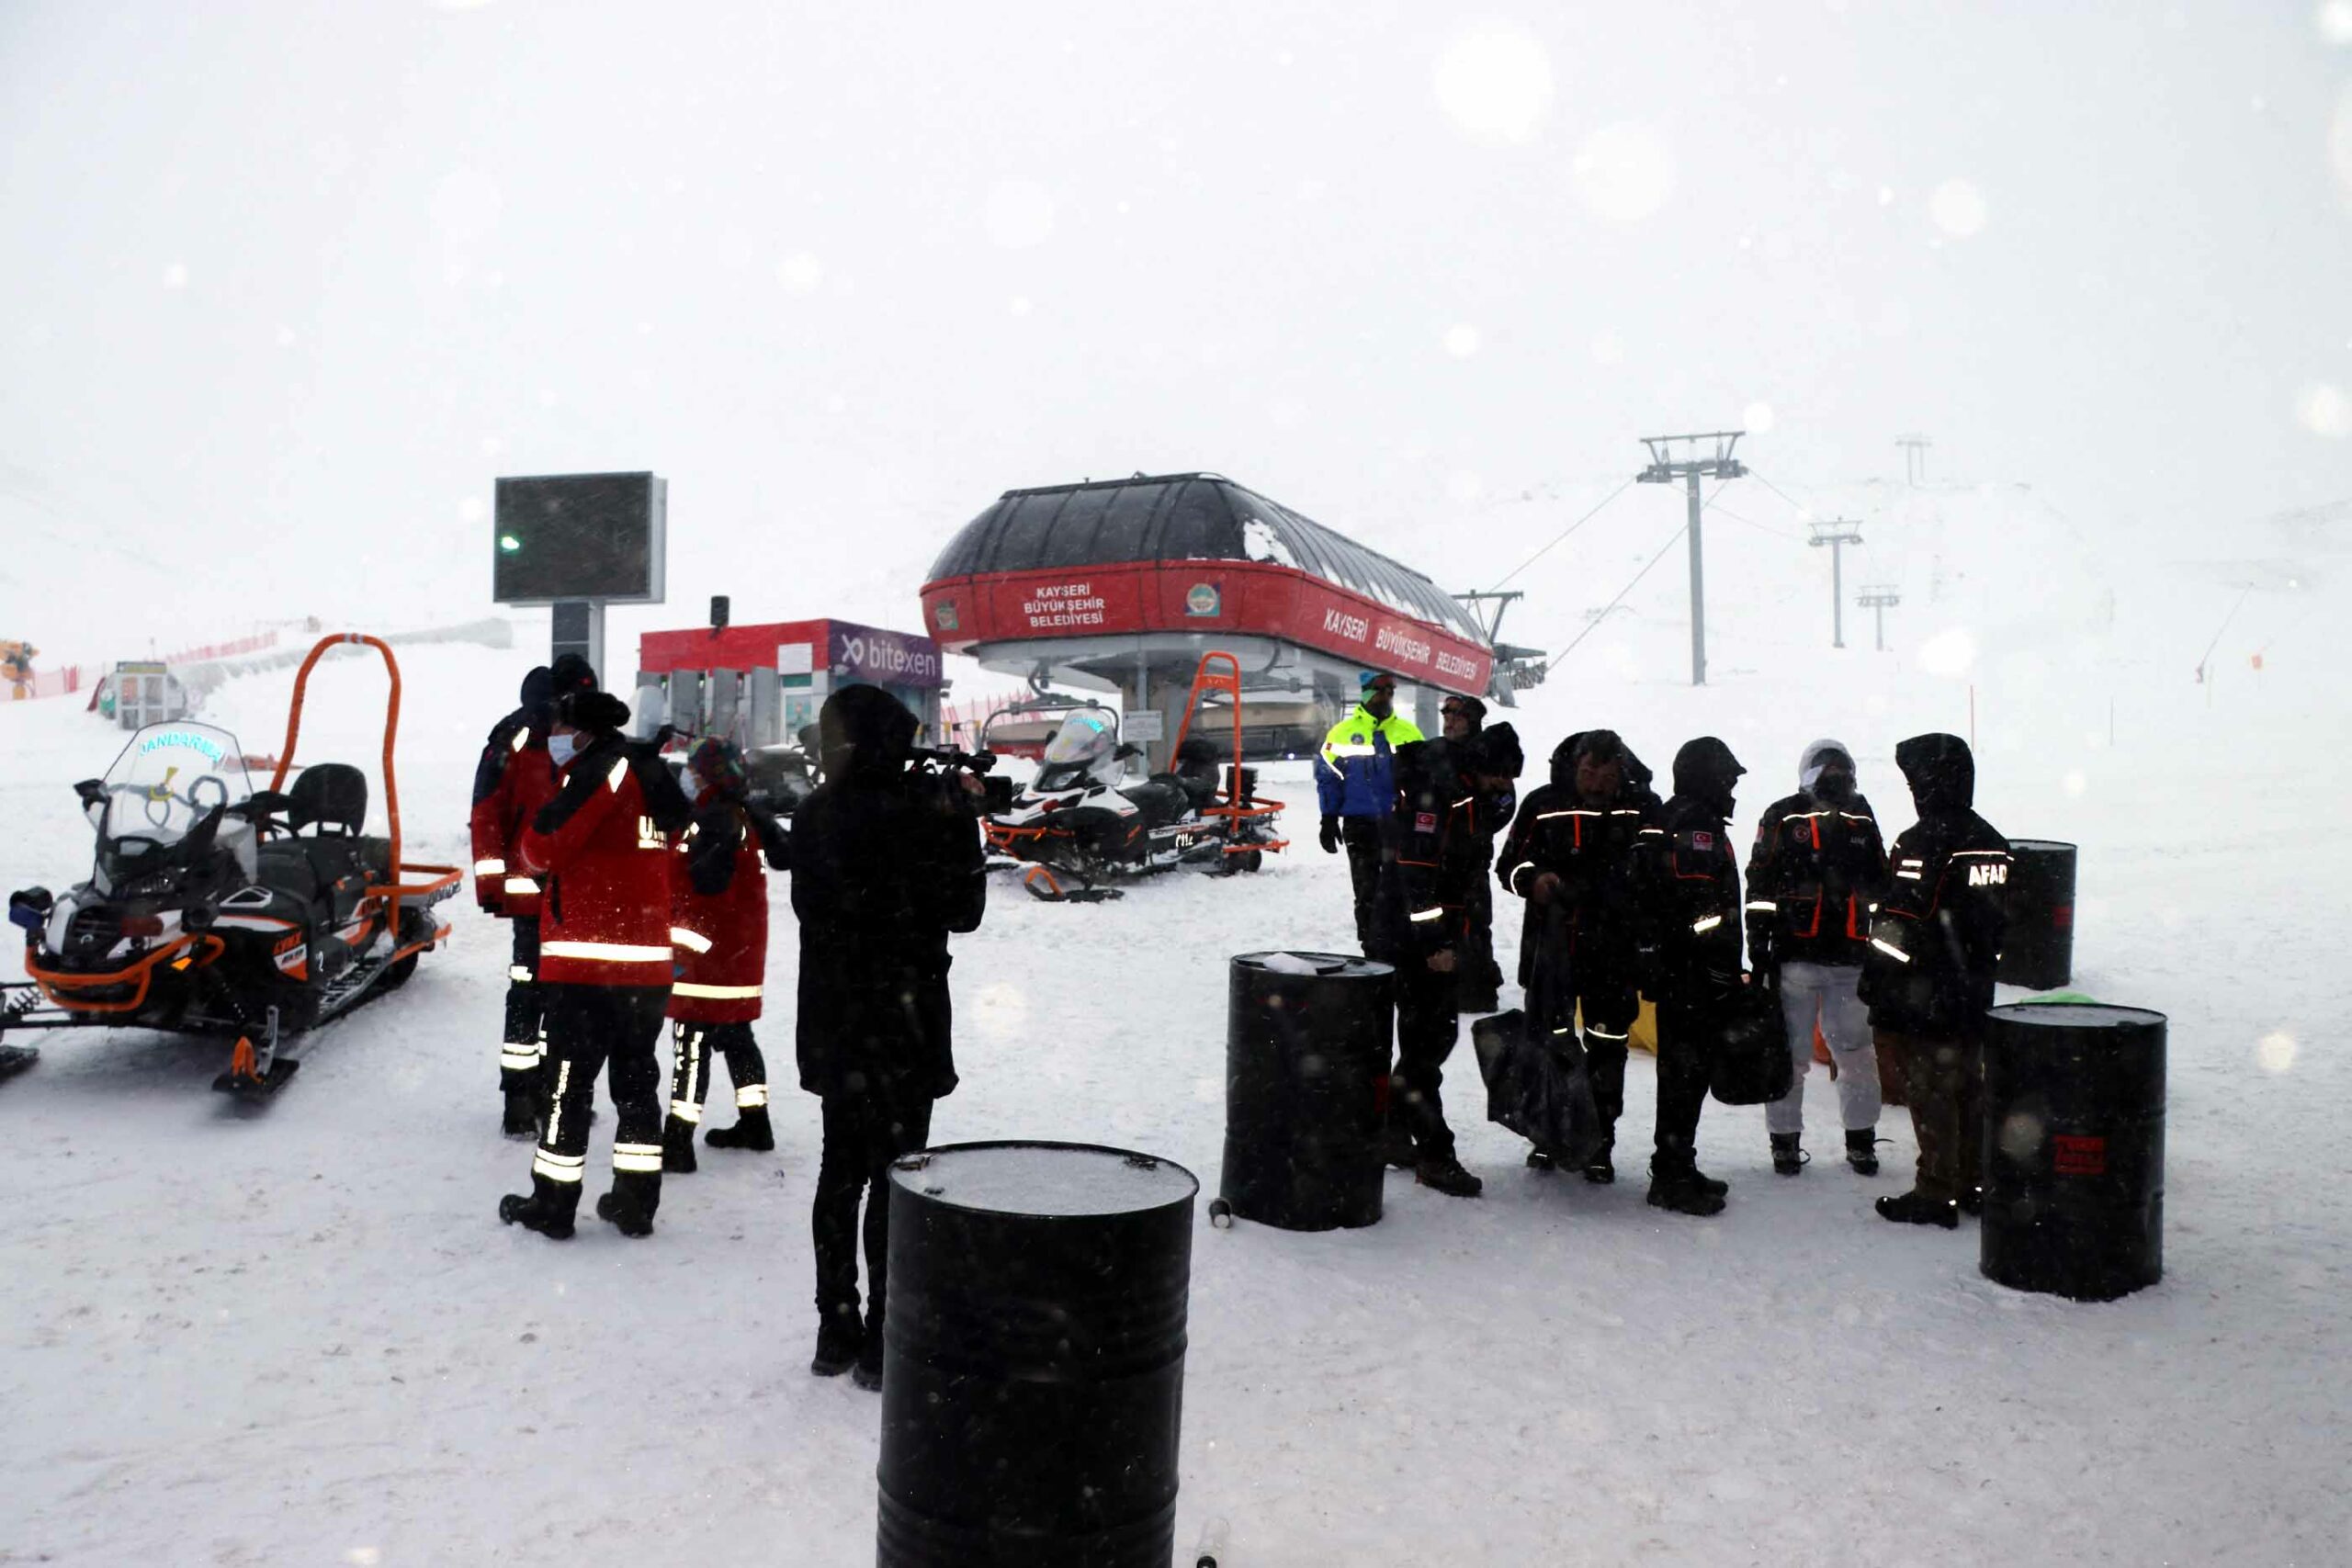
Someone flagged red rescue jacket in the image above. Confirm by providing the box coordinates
[469,709,560,919]
[517,737,692,988]
[668,799,789,1023]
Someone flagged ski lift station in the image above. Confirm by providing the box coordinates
[918,473,1498,764]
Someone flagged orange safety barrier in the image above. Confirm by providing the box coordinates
[1169,652,1290,856]
[27,932,226,1015]
[268,635,463,920]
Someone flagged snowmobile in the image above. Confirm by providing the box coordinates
[1,634,461,1098]
[980,654,1287,902]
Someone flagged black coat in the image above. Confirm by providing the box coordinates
[1745,790,1889,969]
[790,693,985,1101]
[1498,731,1659,987]
[1634,794,1747,1006]
[1860,735,2010,1038]
[1369,739,1488,964]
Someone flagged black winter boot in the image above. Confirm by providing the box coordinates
[1958,1184,1984,1217]
[1690,1165,1729,1198]
[1646,1158,1725,1217]
[594,1170,660,1238]
[1414,1151,1484,1198]
[1526,1149,1555,1172]
[1583,1140,1616,1185]
[705,1106,775,1152]
[1379,1122,1417,1171]
[851,1314,886,1392]
[1771,1133,1806,1176]
[811,1306,862,1378]
[1846,1128,1881,1176]
[498,1175,580,1240]
[1875,1190,1959,1228]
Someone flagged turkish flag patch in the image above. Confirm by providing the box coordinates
[1692,830,1715,852]
[1415,811,1438,834]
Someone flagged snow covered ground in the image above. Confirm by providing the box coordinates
[4,517,2349,1563]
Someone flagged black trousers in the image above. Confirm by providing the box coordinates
[498,917,546,1093]
[1342,817,1384,953]
[1387,952,1461,1159]
[532,983,672,1216]
[1577,971,1641,1141]
[1650,998,1718,1169]
[667,1021,770,1126]
[812,1090,935,1325]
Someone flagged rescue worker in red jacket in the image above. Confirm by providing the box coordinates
[498,687,693,1241]
[469,657,594,1135]
[662,738,791,1173]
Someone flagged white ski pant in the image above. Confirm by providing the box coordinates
[1767,961,1880,1136]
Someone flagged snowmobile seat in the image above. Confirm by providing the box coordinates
[288,764,369,837]
[270,764,391,919]
[1169,738,1227,808]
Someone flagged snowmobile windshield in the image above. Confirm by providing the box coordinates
[1040,709,1116,767]
[96,723,252,852]
[1034,709,1119,790]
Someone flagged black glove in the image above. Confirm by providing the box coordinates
[1319,816,1340,854]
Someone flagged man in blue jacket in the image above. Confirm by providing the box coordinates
[1315,671,1424,950]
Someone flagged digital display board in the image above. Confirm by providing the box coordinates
[492,471,667,604]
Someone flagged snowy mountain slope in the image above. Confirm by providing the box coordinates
[2,546,2347,1565]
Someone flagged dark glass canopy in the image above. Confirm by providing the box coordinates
[926,473,1486,644]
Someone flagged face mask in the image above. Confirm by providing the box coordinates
[682,770,705,803]
[548,732,580,768]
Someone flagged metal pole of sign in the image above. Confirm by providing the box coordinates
[552,601,606,682]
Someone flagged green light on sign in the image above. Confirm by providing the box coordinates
[498,534,522,553]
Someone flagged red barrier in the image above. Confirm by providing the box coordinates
[159,629,278,665]
[9,665,81,702]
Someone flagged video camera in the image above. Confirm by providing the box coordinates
[910,745,997,776]
[909,746,1013,815]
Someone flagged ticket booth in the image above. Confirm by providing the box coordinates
[637,615,944,750]
[99,661,193,729]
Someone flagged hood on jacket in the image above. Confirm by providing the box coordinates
[1672,737,1746,816]
[1895,732,1975,812]
[1798,738,1855,795]
[820,683,919,780]
[1549,728,1653,797]
[559,689,630,737]
[1467,721,1523,780]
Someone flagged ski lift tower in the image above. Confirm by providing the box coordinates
[1635,431,1747,686]
[1807,519,1865,649]
[1857,583,1902,652]
[491,471,669,680]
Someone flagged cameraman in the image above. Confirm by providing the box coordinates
[791,685,985,1390]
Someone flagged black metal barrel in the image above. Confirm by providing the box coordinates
[1996,839,2077,989]
[878,1141,1199,1567]
[1980,1002,2165,1302]
[1219,952,1394,1231]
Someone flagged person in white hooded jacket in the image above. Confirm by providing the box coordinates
[1742,739,1891,1175]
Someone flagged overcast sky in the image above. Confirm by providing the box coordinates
[5,1,2348,663]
